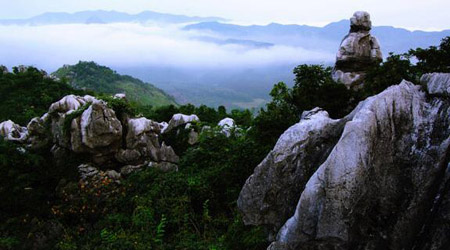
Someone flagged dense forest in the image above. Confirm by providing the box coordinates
[0,37,449,250]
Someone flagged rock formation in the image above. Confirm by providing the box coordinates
[332,11,382,89]
[0,94,179,176]
[163,113,200,133]
[218,117,236,137]
[238,74,450,249]
[0,120,28,142]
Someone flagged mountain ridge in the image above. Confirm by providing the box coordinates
[52,61,177,107]
[0,10,227,25]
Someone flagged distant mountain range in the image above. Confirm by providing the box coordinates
[0,10,226,25]
[1,10,450,109]
[184,21,450,55]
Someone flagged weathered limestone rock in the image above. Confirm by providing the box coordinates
[0,120,28,142]
[218,117,236,137]
[238,108,349,237]
[78,163,99,180]
[80,100,122,151]
[188,129,199,145]
[149,161,179,172]
[421,73,450,97]
[120,117,178,164]
[49,95,95,114]
[240,79,450,249]
[114,93,126,100]
[27,115,50,149]
[0,93,181,180]
[163,114,200,133]
[332,11,382,89]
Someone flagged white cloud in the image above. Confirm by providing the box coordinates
[0,23,334,71]
[0,0,449,30]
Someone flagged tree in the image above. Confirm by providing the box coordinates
[409,36,450,74]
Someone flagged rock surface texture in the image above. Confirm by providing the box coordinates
[0,94,179,176]
[332,11,382,89]
[238,74,450,250]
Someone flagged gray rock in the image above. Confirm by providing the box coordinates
[78,163,99,180]
[0,120,28,142]
[115,149,142,164]
[105,170,121,180]
[158,142,179,163]
[80,100,122,151]
[148,161,178,172]
[332,11,382,89]
[114,93,126,100]
[421,73,450,96]
[218,117,236,137]
[49,94,94,114]
[240,80,450,249]
[350,11,372,32]
[188,129,199,145]
[238,108,349,237]
[27,116,50,149]
[120,164,145,176]
[163,113,200,133]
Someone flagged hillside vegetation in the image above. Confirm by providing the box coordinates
[0,67,91,125]
[53,61,177,107]
[0,37,448,250]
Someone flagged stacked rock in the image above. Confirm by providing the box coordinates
[332,11,382,89]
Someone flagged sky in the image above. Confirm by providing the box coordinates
[0,0,449,31]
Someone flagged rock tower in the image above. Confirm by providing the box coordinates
[332,11,382,89]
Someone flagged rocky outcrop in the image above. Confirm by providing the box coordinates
[239,74,450,249]
[0,120,28,142]
[421,73,450,97]
[80,100,122,151]
[238,108,350,239]
[218,117,236,137]
[332,11,382,89]
[0,94,180,178]
[163,113,199,133]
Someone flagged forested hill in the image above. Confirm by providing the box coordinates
[52,61,177,107]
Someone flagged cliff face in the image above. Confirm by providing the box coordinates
[238,73,450,249]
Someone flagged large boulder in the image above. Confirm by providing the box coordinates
[239,77,450,249]
[27,114,50,149]
[332,11,382,89]
[49,94,95,114]
[421,73,450,97]
[238,108,350,238]
[218,117,236,137]
[117,117,178,164]
[163,114,200,133]
[80,100,122,152]
[0,120,28,142]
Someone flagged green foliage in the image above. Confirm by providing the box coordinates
[63,103,91,134]
[252,65,355,149]
[363,53,417,95]
[0,66,89,125]
[53,61,177,107]
[291,65,354,118]
[409,36,450,74]
[2,37,450,250]
[99,95,137,119]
